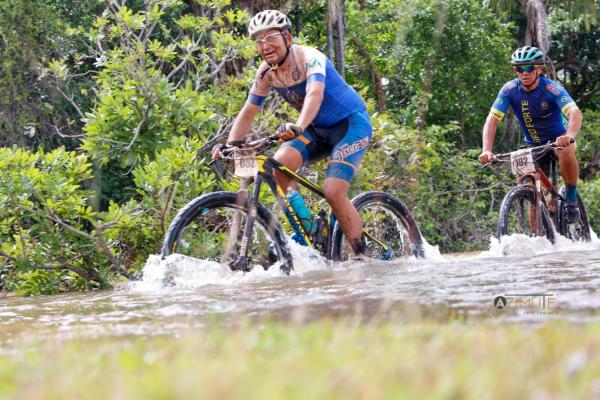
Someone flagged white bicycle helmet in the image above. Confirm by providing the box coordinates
[248,10,292,39]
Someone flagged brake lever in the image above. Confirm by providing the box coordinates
[209,159,226,180]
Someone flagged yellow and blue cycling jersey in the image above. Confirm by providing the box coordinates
[490,76,577,144]
[247,45,371,182]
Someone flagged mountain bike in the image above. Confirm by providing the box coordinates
[160,135,424,274]
[488,142,591,243]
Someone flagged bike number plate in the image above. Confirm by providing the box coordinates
[234,152,258,177]
[510,148,536,176]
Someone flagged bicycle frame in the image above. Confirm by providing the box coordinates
[227,144,391,271]
[228,147,334,270]
[496,144,564,237]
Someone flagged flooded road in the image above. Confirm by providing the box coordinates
[2,234,600,349]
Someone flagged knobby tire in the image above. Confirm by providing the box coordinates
[330,191,423,261]
[161,191,293,274]
[497,186,555,242]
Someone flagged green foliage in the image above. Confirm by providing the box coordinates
[549,5,600,110]
[579,177,600,236]
[76,0,254,167]
[0,146,111,295]
[397,0,515,146]
[358,116,512,252]
[112,136,218,268]
[577,109,600,178]
[577,109,600,234]
[0,0,99,148]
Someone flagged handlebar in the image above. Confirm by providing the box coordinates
[207,134,280,167]
[484,138,575,166]
[220,134,279,157]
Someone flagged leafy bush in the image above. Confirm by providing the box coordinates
[357,116,512,252]
[0,147,113,294]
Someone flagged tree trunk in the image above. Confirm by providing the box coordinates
[519,0,556,79]
[416,3,448,134]
[327,0,345,78]
[351,35,385,113]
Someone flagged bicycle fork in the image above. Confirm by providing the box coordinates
[229,175,264,272]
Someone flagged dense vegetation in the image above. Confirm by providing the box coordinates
[1,0,598,294]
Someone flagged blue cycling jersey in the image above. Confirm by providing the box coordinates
[247,45,366,127]
[490,76,577,144]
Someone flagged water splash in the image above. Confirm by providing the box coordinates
[421,236,443,260]
[132,236,331,291]
[484,227,600,257]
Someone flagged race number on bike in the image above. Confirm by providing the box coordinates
[510,148,536,176]
[233,149,258,177]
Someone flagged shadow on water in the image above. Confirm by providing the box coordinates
[1,233,600,347]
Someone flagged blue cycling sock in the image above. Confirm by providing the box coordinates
[565,184,577,202]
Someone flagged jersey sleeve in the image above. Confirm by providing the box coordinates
[544,81,577,115]
[489,81,515,121]
[303,47,327,85]
[247,63,272,106]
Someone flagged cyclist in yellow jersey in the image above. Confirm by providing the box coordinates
[478,46,583,223]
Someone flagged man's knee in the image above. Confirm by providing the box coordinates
[323,179,349,205]
[274,147,303,169]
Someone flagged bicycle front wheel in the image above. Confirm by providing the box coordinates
[330,192,423,261]
[558,189,591,242]
[161,191,293,274]
[497,186,555,242]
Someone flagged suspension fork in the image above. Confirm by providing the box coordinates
[230,175,264,272]
[222,179,249,264]
[534,179,545,237]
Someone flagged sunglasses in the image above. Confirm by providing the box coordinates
[515,65,538,73]
[254,32,284,50]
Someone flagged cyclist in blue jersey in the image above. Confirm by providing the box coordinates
[212,10,372,254]
[478,46,583,223]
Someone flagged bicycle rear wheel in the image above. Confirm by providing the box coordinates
[330,192,423,261]
[558,189,591,242]
[497,186,555,242]
[161,191,293,274]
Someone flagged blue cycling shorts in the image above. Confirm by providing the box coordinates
[282,110,372,182]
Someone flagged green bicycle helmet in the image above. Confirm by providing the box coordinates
[511,46,544,65]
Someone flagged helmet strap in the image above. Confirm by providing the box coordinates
[522,70,541,90]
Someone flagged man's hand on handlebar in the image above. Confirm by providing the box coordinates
[211,140,245,160]
[555,134,575,148]
[478,150,494,165]
[277,123,302,142]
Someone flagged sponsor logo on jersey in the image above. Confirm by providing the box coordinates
[333,137,370,161]
[500,81,517,96]
[546,83,561,96]
[521,100,541,143]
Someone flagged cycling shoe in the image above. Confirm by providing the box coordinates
[564,200,581,224]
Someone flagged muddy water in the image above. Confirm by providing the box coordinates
[1,234,599,349]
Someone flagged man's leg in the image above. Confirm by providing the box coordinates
[323,177,364,254]
[556,144,579,185]
[556,144,580,222]
[273,146,304,193]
